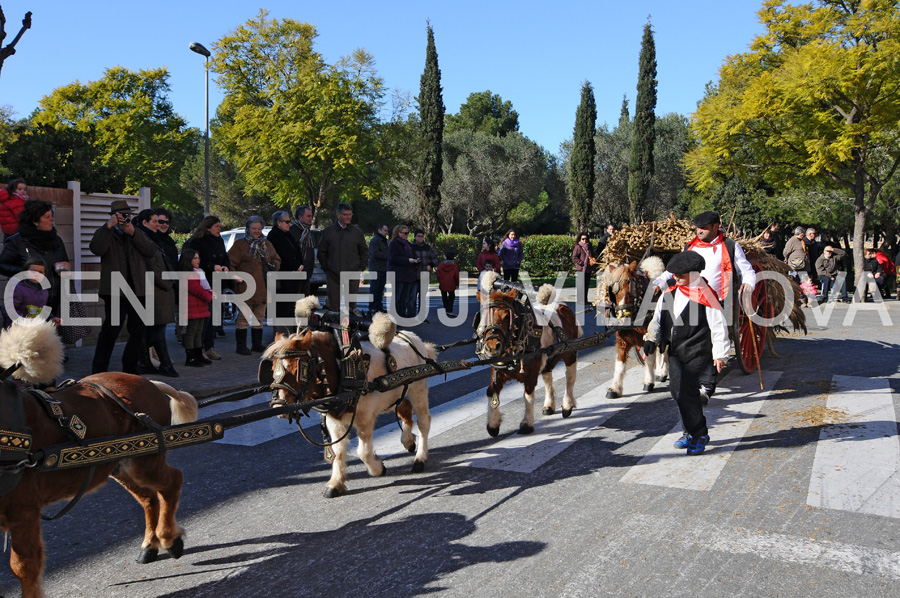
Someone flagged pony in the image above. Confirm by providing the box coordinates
[264,297,434,498]
[475,271,583,437]
[596,256,669,398]
[0,319,197,598]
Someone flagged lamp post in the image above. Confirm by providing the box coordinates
[189,42,211,216]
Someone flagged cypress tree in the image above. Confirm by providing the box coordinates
[417,24,444,233]
[628,20,657,224]
[571,81,596,233]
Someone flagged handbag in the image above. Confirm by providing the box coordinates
[788,256,806,271]
[59,280,91,344]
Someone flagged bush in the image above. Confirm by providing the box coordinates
[522,235,575,277]
[433,233,480,273]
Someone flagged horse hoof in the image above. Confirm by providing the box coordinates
[323,486,346,499]
[643,383,654,392]
[136,548,158,564]
[411,460,426,473]
[518,423,534,435]
[166,537,184,560]
[376,462,387,477]
[562,408,573,418]
[407,442,416,454]
[542,407,555,416]
[487,425,500,437]
[606,389,621,399]
[656,375,668,382]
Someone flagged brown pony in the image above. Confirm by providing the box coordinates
[264,298,433,498]
[475,272,583,437]
[0,320,197,598]
[596,257,669,398]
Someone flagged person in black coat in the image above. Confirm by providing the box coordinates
[288,205,317,299]
[183,215,231,360]
[367,224,389,314]
[267,210,304,333]
[0,199,70,316]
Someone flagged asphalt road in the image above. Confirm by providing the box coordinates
[3,296,900,598]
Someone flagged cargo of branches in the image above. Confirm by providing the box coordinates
[595,214,807,356]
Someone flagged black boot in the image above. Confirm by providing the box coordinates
[235,329,252,355]
[154,341,179,377]
[185,348,203,367]
[251,328,265,352]
[140,341,159,374]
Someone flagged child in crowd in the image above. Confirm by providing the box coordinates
[642,251,729,455]
[2,257,61,328]
[436,250,460,317]
[180,248,215,367]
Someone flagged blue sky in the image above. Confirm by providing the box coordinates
[0,0,766,154]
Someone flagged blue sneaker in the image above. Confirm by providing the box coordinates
[686,434,710,455]
[673,432,690,449]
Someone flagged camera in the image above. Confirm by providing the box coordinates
[121,214,132,224]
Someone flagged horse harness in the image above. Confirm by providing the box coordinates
[0,378,170,520]
[475,288,568,370]
[600,268,652,324]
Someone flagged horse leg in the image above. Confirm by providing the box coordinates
[643,350,656,392]
[561,355,578,418]
[113,467,163,563]
[323,414,350,498]
[519,379,536,435]
[355,409,386,479]
[541,370,556,415]
[8,508,45,598]
[656,348,669,382]
[116,455,187,561]
[396,399,417,454]
[486,372,504,437]
[607,357,627,398]
[408,381,431,473]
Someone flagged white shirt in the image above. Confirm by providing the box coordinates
[647,279,731,362]
[653,237,757,300]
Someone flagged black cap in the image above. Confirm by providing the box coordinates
[667,251,706,274]
[692,211,720,227]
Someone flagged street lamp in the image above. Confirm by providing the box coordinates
[189,42,211,216]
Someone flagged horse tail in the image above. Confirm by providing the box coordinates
[369,312,396,350]
[0,319,65,384]
[150,381,199,424]
[536,283,556,305]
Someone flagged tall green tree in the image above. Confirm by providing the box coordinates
[628,20,657,224]
[445,90,519,137]
[686,0,900,279]
[570,81,596,233]
[212,10,394,223]
[31,66,196,207]
[417,24,444,233]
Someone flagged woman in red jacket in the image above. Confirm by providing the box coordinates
[0,178,28,236]
[180,247,215,367]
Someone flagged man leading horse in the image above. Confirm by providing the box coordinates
[651,211,757,402]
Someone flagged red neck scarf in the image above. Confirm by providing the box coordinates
[667,280,721,309]
[685,233,733,300]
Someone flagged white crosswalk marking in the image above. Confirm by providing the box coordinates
[450,366,646,473]
[619,369,782,491]
[807,375,900,518]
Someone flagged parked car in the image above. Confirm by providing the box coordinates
[218,227,326,325]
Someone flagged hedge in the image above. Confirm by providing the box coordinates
[522,235,576,277]
[433,233,481,273]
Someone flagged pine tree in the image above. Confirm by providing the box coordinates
[570,81,596,233]
[417,24,444,233]
[628,20,657,223]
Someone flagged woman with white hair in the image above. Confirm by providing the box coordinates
[227,216,281,354]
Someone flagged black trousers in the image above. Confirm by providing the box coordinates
[668,354,709,438]
[440,290,456,313]
[92,294,147,375]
